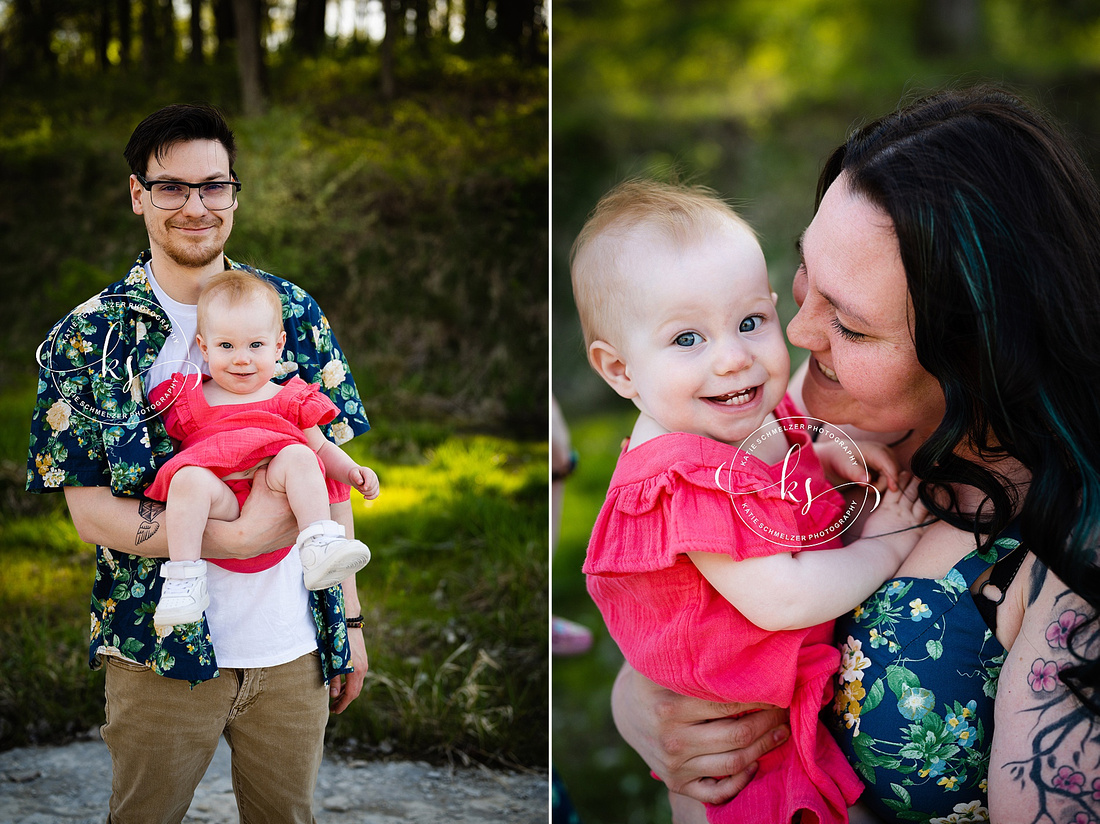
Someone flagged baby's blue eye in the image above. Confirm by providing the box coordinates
[674,332,702,347]
[218,342,233,349]
[740,316,761,333]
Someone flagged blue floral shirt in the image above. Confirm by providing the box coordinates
[26,250,371,683]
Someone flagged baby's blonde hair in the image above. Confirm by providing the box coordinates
[570,179,756,349]
[197,270,285,336]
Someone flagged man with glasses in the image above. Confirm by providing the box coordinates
[27,104,371,823]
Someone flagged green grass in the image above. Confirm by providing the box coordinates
[0,378,548,768]
[552,404,674,823]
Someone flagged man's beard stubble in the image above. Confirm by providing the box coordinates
[160,216,227,269]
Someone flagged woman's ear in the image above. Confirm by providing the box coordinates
[588,340,637,399]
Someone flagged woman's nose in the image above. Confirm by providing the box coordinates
[787,293,826,352]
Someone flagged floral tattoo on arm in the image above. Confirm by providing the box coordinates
[1006,567,1100,824]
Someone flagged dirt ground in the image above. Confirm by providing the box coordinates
[0,734,548,823]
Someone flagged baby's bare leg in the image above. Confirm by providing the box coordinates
[264,444,329,532]
[165,466,241,562]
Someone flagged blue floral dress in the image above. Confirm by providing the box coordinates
[826,529,1020,823]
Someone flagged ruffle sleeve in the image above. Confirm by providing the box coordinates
[282,377,339,430]
[584,444,804,577]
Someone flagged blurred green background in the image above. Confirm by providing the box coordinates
[550,1,1100,821]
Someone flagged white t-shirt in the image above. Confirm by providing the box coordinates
[144,262,318,667]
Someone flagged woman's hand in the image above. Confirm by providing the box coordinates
[610,663,791,805]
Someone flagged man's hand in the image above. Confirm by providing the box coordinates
[329,626,368,713]
[206,465,299,558]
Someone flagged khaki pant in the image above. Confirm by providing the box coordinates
[101,651,329,824]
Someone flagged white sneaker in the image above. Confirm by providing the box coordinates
[154,560,210,628]
[296,520,371,591]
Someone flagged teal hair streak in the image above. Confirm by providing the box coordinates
[950,191,1013,442]
[1038,389,1100,557]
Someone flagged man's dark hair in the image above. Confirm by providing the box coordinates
[123,103,237,177]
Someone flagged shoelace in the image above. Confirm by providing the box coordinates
[161,579,198,599]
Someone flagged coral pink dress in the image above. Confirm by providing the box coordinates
[145,373,350,573]
[584,396,864,824]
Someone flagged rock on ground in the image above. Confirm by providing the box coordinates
[0,736,548,823]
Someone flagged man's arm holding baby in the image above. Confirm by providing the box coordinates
[63,473,300,559]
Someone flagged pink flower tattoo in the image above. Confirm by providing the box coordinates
[1027,658,1060,692]
[1053,765,1086,793]
[1045,609,1086,649]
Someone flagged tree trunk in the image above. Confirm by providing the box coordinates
[380,0,397,99]
[141,0,161,70]
[116,0,132,67]
[496,0,541,61]
[9,0,56,74]
[233,0,266,115]
[159,0,178,61]
[462,0,488,56]
[214,0,236,58]
[292,0,327,56]
[413,0,429,53]
[190,0,205,64]
[97,2,112,70]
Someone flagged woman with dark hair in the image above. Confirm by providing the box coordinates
[608,86,1100,822]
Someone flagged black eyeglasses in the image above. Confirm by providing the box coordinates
[135,172,242,211]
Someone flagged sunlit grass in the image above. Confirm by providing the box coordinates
[0,545,90,604]
[335,433,549,766]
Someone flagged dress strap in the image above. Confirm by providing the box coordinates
[972,521,1028,634]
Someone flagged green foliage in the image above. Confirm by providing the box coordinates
[0,531,102,750]
[1,47,547,436]
[331,433,549,766]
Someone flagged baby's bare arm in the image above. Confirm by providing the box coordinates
[689,477,928,630]
[305,426,380,499]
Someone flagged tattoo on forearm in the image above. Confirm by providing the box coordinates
[1005,587,1100,823]
[136,500,163,545]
